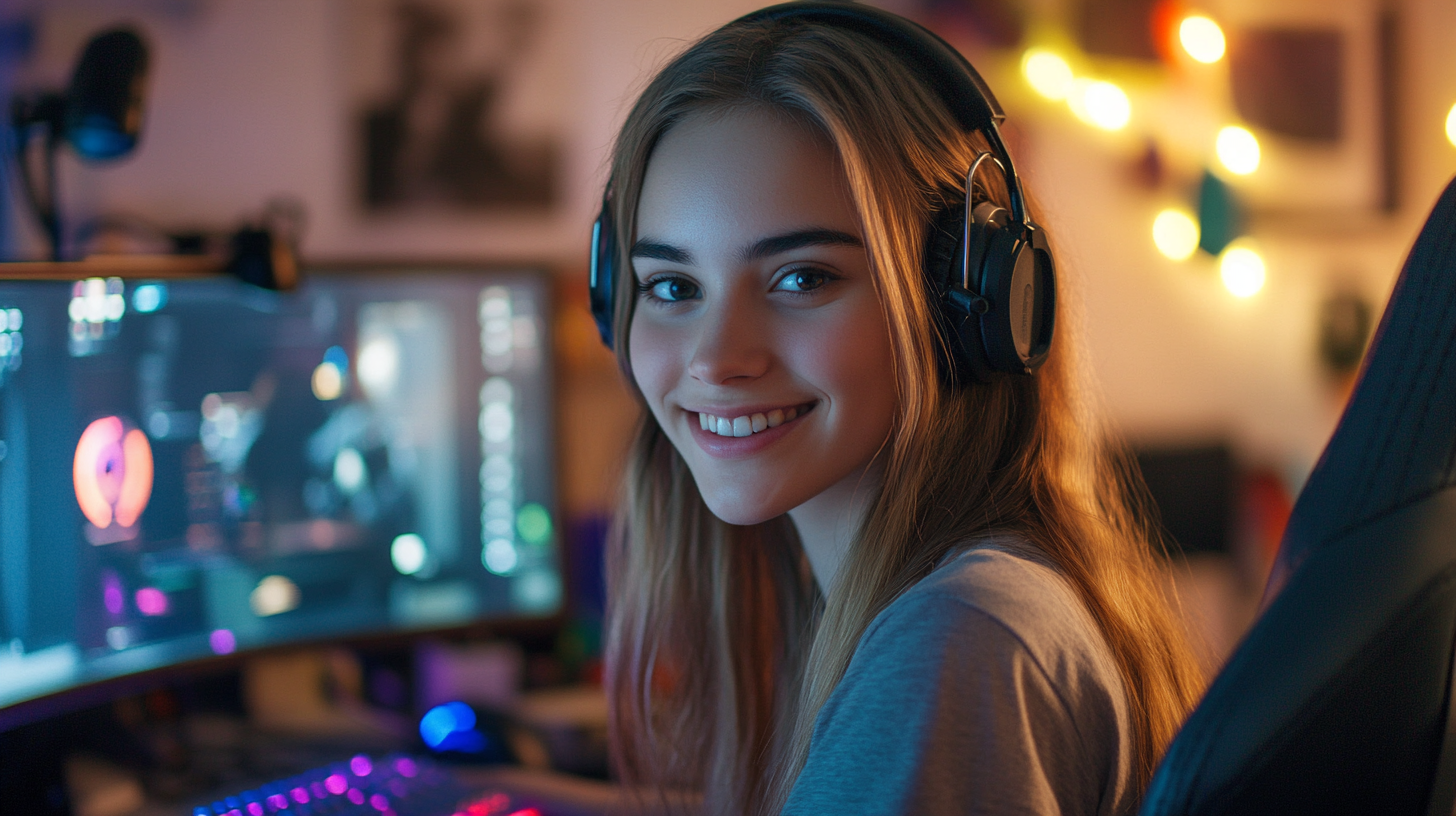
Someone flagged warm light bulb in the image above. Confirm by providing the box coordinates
[1220,245,1266,297]
[1022,49,1074,100]
[1216,126,1261,175]
[1152,209,1200,261]
[1069,79,1131,131]
[1446,102,1456,148]
[1179,16,1226,63]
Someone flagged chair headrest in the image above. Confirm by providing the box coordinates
[1271,176,1456,596]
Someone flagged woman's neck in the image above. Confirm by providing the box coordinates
[787,463,881,594]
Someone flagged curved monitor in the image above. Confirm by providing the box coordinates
[0,266,558,730]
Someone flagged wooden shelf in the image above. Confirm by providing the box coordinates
[0,255,227,281]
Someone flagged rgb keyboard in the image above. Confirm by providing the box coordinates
[189,754,537,816]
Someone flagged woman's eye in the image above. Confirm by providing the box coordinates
[774,268,833,293]
[639,276,700,302]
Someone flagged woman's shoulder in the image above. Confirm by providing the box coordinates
[858,538,1131,748]
[790,540,1136,814]
[888,541,1110,666]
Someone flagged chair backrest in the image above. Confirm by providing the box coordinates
[1142,175,1456,816]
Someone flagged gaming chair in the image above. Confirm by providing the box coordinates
[1142,174,1456,815]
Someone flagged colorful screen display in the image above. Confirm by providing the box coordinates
[0,269,557,717]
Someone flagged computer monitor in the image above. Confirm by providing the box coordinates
[0,265,559,730]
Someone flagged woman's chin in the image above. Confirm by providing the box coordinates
[699,490,792,527]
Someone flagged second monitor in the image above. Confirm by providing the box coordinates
[0,265,558,726]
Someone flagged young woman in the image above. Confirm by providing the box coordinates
[594,5,1204,814]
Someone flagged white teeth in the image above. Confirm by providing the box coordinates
[697,406,807,437]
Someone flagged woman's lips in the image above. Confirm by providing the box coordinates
[686,402,815,458]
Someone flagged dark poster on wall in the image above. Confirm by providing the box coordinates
[352,0,561,213]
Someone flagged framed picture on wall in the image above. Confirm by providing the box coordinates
[344,0,567,215]
[1216,0,1395,214]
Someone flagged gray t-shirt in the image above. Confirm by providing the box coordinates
[783,544,1134,815]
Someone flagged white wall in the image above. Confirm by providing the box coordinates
[7,0,1456,482]
[7,0,767,260]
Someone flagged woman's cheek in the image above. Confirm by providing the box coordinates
[628,319,682,417]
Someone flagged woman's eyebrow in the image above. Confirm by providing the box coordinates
[741,228,863,261]
[629,229,863,265]
[629,240,692,264]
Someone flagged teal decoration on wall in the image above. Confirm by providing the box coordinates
[1198,170,1243,255]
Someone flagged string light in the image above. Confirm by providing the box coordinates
[1069,79,1131,131]
[1022,49,1074,100]
[1152,209,1201,261]
[1216,126,1261,175]
[1220,244,1266,297]
[1179,16,1226,63]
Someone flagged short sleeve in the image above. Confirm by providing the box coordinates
[782,589,1113,816]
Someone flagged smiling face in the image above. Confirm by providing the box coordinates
[628,106,897,527]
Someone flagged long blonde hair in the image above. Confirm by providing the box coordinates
[602,17,1203,815]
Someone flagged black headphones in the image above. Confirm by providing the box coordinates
[589,1,1056,380]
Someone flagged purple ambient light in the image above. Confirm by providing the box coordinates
[103,573,124,616]
[209,628,236,655]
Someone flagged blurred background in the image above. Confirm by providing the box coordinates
[2,0,1456,810]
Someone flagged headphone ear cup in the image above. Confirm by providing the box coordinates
[948,202,1009,380]
[979,226,1054,373]
[923,204,963,294]
[589,197,616,350]
[964,201,1005,292]
[924,204,979,383]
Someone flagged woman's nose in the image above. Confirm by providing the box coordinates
[686,293,770,385]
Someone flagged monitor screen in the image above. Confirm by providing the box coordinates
[0,267,558,724]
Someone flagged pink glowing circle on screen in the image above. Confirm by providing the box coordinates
[247,803,263,816]
[135,587,168,616]
[325,774,347,795]
[394,757,417,778]
[350,755,372,777]
[73,416,153,531]
[290,787,309,804]
[348,789,365,805]
[370,793,389,812]
[209,629,236,655]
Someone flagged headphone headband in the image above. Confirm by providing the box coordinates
[738,2,1003,131]
[737,2,1028,222]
